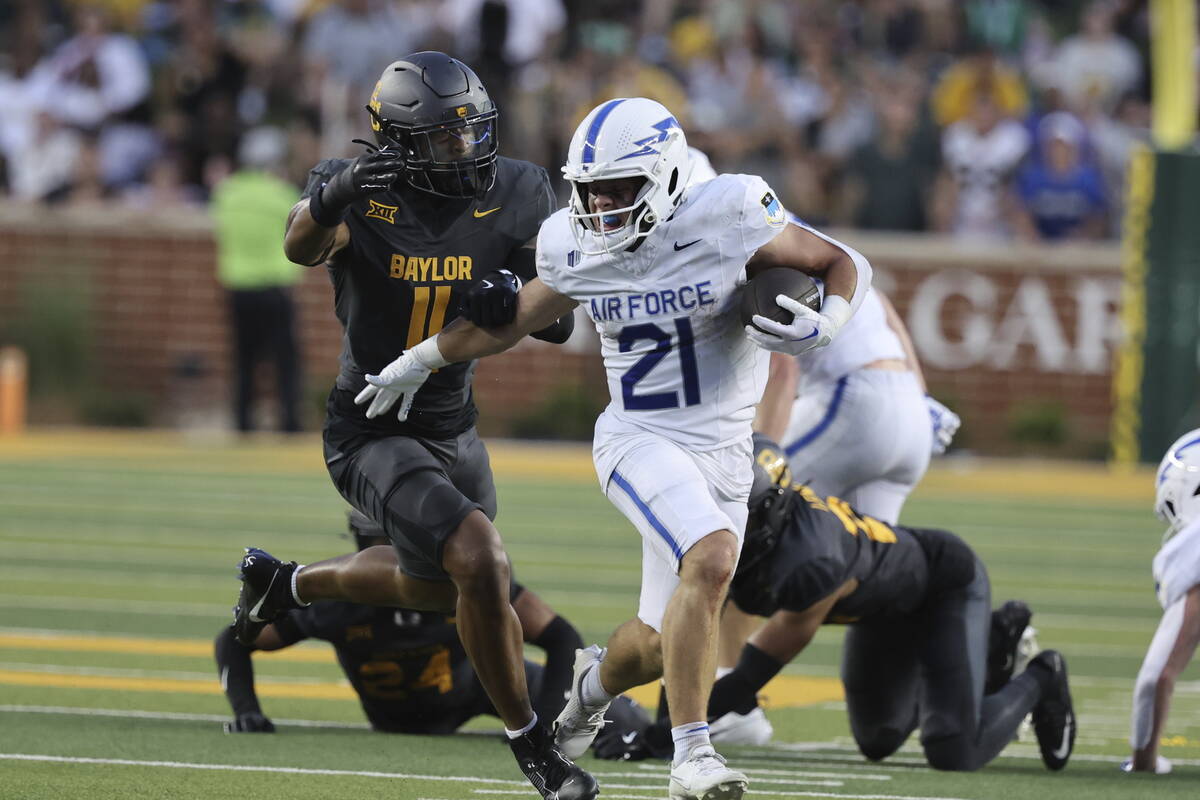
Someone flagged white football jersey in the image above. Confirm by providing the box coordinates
[1153,517,1200,610]
[537,173,786,450]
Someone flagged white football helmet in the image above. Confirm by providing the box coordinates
[562,97,692,255]
[1155,428,1200,538]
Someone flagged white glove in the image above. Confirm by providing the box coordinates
[746,294,850,357]
[926,395,961,455]
[354,338,447,421]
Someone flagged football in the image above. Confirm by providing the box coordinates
[740,268,822,332]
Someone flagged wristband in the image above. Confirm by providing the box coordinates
[819,294,852,332]
[307,183,347,228]
[410,336,450,369]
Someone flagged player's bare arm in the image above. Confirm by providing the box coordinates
[752,352,799,442]
[441,277,579,360]
[747,223,858,305]
[283,146,407,266]
[744,579,857,665]
[355,278,579,421]
[284,199,350,266]
[877,290,926,391]
[743,222,873,356]
[1130,585,1200,771]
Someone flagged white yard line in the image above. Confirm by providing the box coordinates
[0,753,528,785]
[592,766,891,782]
[0,704,370,728]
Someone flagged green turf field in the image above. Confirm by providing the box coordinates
[1,430,1197,799]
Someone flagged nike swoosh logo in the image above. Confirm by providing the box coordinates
[1052,712,1073,760]
[248,570,280,622]
[674,239,701,251]
[473,207,501,218]
[622,731,638,744]
[798,330,818,341]
[480,280,493,289]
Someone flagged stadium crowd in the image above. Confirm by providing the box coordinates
[0,0,1161,241]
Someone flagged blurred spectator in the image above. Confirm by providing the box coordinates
[14,112,84,202]
[45,129,112,206]
[932,92,1029,240]
[155,0,247,190]
[840,79,940,231]
[931,41,1027,127]
[1047,0,1141,114]
[209,126,304,433]
[302,0,428,94]
[438,0,567,114]
[121,149,206,207]
[1089,91,1151,235]
[1013,111,1107,242]
[25,5,156,187]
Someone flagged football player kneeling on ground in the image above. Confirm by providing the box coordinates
[599,435,1076,772]
[1123,428,1200,775]
[217,511,649,739]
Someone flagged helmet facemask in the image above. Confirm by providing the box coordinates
[368,104,499,200]
[562,107,690,256]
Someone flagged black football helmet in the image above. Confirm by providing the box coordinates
[366,51,499,199]
[738,433,794,577]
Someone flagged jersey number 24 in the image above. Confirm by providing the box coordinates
[619,318,700,411]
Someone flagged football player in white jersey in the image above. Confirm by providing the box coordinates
[353,97,872,800]
[1123,429,1200,774]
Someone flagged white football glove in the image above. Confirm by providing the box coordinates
[354,338,446,421]
[926,395,961,455]
[746,294,849,356]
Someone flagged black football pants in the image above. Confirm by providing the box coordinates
[840,560,1043,771]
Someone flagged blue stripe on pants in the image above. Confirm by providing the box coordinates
[784,375,849,457]
[610,470,684,563]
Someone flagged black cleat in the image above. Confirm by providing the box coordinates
[509,723,599,800]
[985,600,1033,694]
[1029,650,1075,771]
[232,547,299,646]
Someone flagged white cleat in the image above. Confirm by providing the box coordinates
[709,707,774,746]
[553,645,611,759]
[669,745,748,800]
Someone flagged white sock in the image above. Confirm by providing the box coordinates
[581,660,614,708]
[505,712,538,739]
[672,722,711,767]
[291,565,310,607]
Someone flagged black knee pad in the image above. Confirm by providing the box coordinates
[856,727,910,762]
[922,735,977,772]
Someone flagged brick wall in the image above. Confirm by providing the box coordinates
[0,202,1121,452]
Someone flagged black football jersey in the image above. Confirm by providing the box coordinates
[302,156,556,439]
[731,485,932,623]
[273,602,478,731]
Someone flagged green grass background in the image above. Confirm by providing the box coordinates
[0,431,1197,799]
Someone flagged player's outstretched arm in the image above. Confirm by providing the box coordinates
[1128,585,1200,772]
[214,624,295,733]
[357,278,579,420]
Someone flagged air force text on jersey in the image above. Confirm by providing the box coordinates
[588,281,716,322]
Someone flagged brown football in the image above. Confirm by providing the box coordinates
[740,268,822,332]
